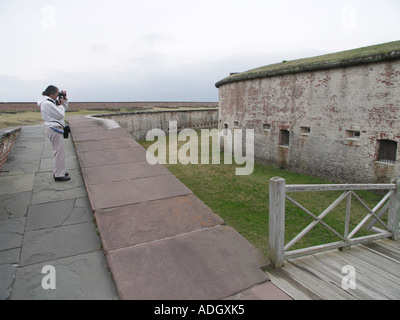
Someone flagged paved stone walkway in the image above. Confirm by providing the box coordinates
[1,118,291,300]
[0,125,118,300]
[68,115,291,300]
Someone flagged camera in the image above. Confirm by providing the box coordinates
[58,91,66,99]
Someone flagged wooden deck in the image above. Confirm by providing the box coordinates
[266,239,400,300]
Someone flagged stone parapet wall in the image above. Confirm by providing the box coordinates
[102,109,219,141]
[0,127,21,172]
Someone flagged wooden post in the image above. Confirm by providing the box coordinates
[269,177,286,268]
[389,180,400,241]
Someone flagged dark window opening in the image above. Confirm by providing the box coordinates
[223,123,229,136]
[300,126,311,134]
[280,130,290,147]
[346,130,361,140]
[263,123,271,131]
[377,140,397,164]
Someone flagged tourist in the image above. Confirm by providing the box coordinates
[37,85,70,181]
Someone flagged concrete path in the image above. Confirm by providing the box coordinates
[1,118,291,300]
[0,125,118,300]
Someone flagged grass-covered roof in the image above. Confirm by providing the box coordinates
[215,41,400,88]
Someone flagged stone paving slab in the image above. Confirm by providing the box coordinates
[0,218,25,251]
[70,124,110,134]
[86,175,193,210]
[26,197,93,231]
[77,147,147,168]
[95,194,224,252]
[71,127,132,142]
[81,161,170,185]
[0,174,35,195]
[107,226,269,300]
[0,191,32,220]
[0,248,20,265]
[11,251,117,300]
[7,142,44,153]
[0,264,16,300]
[68,121,110,133]
[1,161,40,175]
[31,170,87,205]
[19,222,101,267]
[74,137,139,153]
[5,150,42,163]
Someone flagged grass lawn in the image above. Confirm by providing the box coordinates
[0,110,44,129]
[138,131,386,257]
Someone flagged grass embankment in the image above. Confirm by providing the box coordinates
[139,131,385,257]
[0,110,44,129]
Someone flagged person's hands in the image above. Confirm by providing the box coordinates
[57,90,67,105]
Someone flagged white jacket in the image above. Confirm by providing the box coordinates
[37,96,69,128]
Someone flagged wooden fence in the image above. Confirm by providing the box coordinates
[269,177,400,268]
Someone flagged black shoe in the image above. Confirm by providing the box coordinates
[54,176,71,182]
[53,172,69,178]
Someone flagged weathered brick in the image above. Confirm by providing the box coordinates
[217,60,400,183]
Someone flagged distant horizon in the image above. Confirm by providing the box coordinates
[0,100,218,104]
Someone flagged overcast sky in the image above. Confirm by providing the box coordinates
[0,0,399,102]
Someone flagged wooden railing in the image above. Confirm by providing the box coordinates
[269,177,400,268]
